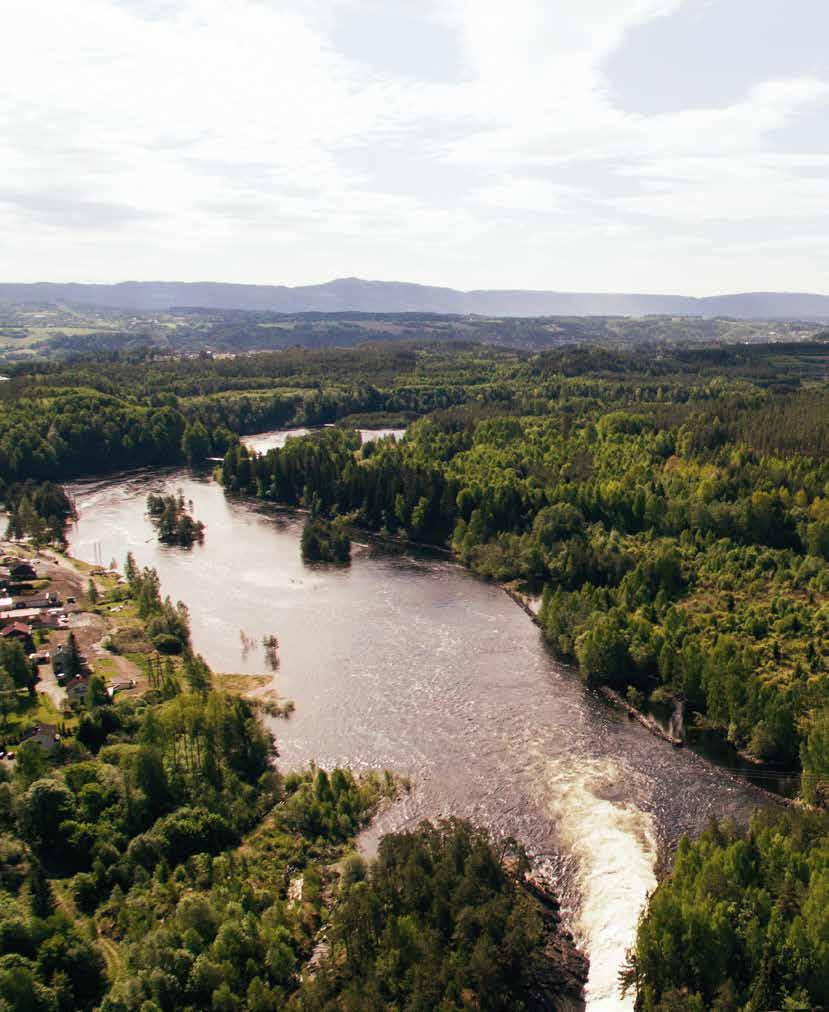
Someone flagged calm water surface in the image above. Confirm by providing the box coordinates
[67,456,773,1011]
[242,426,405,455]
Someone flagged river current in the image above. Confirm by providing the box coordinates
[66,432,772,1010]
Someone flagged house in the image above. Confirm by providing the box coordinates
[65,676,89,706]
[0,622,34,652]
[52,647,65,677]
[22,723,60,754]
[8,563,36,582]
[52,643,72,678]
[1,621,32,639]
[1,608,49,624]
[14,593,58,610]
[107,679,136,697]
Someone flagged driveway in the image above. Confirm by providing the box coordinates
[36,661,65,710]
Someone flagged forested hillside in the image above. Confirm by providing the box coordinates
[1,340,828,482]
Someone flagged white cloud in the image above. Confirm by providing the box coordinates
[0,0,827,292]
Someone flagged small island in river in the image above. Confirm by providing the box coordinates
[147,491,205,547]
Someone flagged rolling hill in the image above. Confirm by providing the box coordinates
[2,277,829,319]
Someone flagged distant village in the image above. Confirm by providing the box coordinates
[0,550,137,760]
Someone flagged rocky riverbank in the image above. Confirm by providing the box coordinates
[599,685,684,747]
[501,582,798,813]
[523,873,589,1010]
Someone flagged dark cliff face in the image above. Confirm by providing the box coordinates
[527,936,589,1012]
[522,874,589,1011]
[2,278,829,319]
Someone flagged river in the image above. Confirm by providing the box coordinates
[66,442,773,1010]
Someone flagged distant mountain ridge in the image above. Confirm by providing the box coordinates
[2,278,829,319]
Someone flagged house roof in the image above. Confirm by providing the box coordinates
[9,563,36,574]
[25,723,58,738]
[1,622,33,637]
[15,597,54,609]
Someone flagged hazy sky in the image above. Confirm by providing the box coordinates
[2,0,828,293]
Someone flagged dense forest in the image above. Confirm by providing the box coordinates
[299,819,586,1010]
[1,338,829,1006]
[625,809,829,1010]
[300,515,351,564]
[2,481,75,546]
[1,339,827,483]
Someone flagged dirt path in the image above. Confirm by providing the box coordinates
[36,663,65,710]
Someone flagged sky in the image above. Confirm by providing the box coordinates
[1,0,828,294]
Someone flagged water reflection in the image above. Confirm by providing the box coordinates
[645,699,801,798]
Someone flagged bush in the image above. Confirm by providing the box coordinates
[72,872,101,914]
[152,632,184,655]
[300,517,351,563]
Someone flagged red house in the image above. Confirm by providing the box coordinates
[0,622,34,652]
